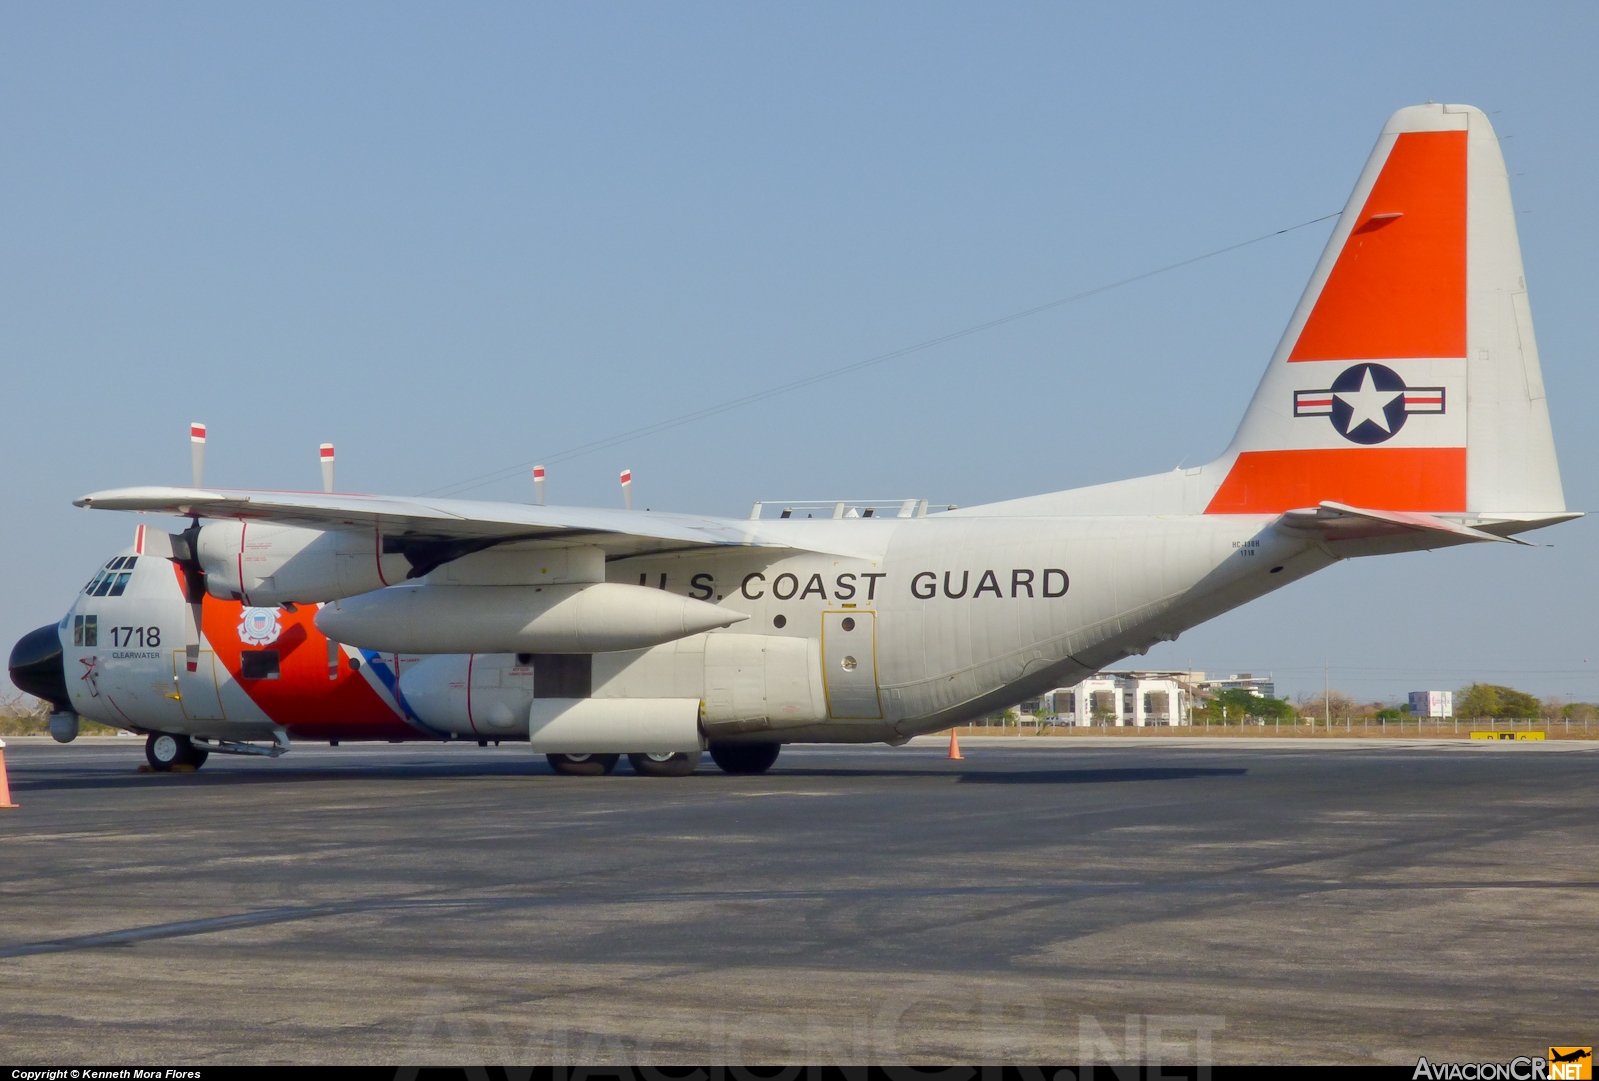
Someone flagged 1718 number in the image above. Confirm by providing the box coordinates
[108,626,161,647]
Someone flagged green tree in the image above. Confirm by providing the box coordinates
[1457,683,1540,719]
[1201,688,1295,723]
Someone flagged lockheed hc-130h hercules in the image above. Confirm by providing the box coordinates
[9,104,1577,776]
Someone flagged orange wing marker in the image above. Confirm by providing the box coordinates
[0,739,18,809]
[947,728,963,761]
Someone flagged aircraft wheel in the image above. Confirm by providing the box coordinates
[546,752,620,776]
[709,743,781,775]
[146,733,206,771]
[627,750,702,777]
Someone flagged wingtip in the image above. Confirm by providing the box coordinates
[73,486,233,512]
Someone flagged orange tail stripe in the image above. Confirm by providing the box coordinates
[1205,448,1466,514]
[1289,130,1467,362]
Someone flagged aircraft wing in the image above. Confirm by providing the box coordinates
[73,486,792,560]
[1275,501,1568,546]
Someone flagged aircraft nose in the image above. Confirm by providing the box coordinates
[9,624,71,713]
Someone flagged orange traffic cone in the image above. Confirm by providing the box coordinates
[0,739,18,809]
[947,728,964,761]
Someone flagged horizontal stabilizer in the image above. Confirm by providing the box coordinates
[1277,501,1533,545]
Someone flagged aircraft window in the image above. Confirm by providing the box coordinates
[91,575,116,597]
[240,650,281,680]
[84,572,106,594]
[772,614,786,629]
[840,617,856,632]
[107,573,133,597]
[74,614,97,647]
[110,556,127,570]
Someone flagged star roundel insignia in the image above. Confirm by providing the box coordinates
[238,607,283,646]
[1292,362,1445,445]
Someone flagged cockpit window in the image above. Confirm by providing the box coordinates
[83,557,137,594]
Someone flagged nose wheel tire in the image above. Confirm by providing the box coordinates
[708,743,781,775]
[627,750,702,777]
[546,752,620,776]
[145,733,208,772]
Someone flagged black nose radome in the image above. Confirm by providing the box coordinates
[10,624,70,713]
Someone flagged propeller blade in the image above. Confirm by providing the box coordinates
[620,468,632,511]
[171,521,208,672]
[320,443,335,493]
[533,465,545,506]
[184,601,202,673]
[189,423,206,488]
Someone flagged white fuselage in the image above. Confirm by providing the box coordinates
[54,510,1326,747]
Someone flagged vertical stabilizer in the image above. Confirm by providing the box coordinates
[1206,104,1563,516]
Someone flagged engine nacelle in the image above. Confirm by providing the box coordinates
[198,522,409,605]
[316,581,748,654]
[399,653,535,736]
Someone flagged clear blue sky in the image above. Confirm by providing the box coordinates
[3,3,1595,704]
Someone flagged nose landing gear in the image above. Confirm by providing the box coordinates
[145,733,209,772]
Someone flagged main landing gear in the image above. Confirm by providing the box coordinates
[545,746,781,777]
[546,751,703,777]
[708,743,781,775]
[546,752,621,776]
[145,733,209,772]
[627,751,702,777]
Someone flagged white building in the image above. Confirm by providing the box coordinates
[1408,690,1454,718]
[1045,672,1194,727]
[1195,673,1276,699]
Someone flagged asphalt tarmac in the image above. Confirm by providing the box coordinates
[0,735,1594,1066]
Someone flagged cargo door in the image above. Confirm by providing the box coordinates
[820,611,882,720]
[171,650,226,720]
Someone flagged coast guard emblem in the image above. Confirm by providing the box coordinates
[238,607,283,647]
